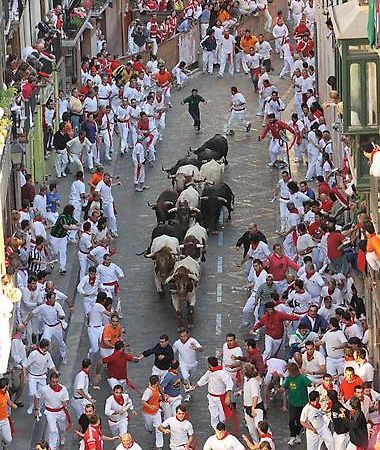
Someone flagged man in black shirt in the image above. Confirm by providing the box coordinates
[235,222,268,256]
[53,122,70,178]
[141,335,174,379]
[182,89,207,133]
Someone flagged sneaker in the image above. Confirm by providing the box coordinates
[143,185,150,190]
[61,172,66,177]
[106,156,112,161]
[196,129,203,134]
[27,405,33,415]
[59,269,66,275]
[136,187,143,192]
[246,123,251,132]
[183,394,191,402]
[62,357,67,365]
[294,436,302,444]
[60,436,65,447]
[266,162,274,167]
[288,437,296,446]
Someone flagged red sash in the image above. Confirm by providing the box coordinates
[46,406,72,430]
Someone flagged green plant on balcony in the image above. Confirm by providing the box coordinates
[0,87,17,114]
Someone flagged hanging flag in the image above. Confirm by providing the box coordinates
[368,0,376,47]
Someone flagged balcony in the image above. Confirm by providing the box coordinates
[3,0,26,36]
[91,0,111,17]
[61,0,93,47]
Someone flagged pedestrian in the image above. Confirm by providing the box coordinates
[172,327,203,399]
[201,30,217,74]
[38,372,70,450]
[141,375,164,450]
[116,433,144,450]
[52,122,70,178]
[224,86,251,136]
[9,323,27,406]
[87,293,112,359]
[243,363,265,442]
[281,362,312,446]
[341,396,369,450]
[218,30,235,77]
[141,335,174,380]
[203,422,244,450]
[159,404,194,449]
[160,360,189,419]
[327,390,350,450]
[132,135,150,192]
[77,266,101,315]
[182,88,207,133]
[71,358,95,419]
[0,377,17,447]
[50,204,80,274]
[95,172,122,238]
[66,131,92,173]
[195,356,233,429]
[105,384,136,436]
[97,253,124,307]
[98,313,124,359]
[221,333,243,405]
[300,390,334,450]
[69,170,87,223]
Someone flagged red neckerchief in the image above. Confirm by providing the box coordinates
[50,384,63,393]
[227,342,239,349]
[255,267,264,276]
[345,321,354,328]
[289,208,299,214]
[219,432,230,439]
[81,368,90,375]
[306,271,315,279]
[113,394,124,406]
[89,275,96,286]
[37,348,46,356]
[261,433,273,439]
[209,365,223,372]
[34,217,43,222]
[310,402,321,409]
[251,241,259,250]
[323,382,333,391]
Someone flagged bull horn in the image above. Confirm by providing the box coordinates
[200,196,209,200]
[188,274,198,281]
[191,207,200,214]
[217,197,228,203]
[136,250,148,256]
[162,166,168,172]
[168,208,177,213]
[206,181,215,185]
[165,275,174,283]
[164,201,174,205]
[147,201,156,207]
[145,253,153,258]
[179,244,185,248]
[170,174,176,179]
[196,244,204,248]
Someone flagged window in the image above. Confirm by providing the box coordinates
[349,63,362,126]
[366,62,377,126]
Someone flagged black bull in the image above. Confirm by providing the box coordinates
[200,183,234,234]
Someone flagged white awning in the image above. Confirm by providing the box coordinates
[329,0,369,40]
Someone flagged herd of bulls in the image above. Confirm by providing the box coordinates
[138,134,235,327]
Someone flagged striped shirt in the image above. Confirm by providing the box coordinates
[28,246,47,274]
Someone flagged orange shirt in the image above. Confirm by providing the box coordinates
[240,35,258,53]
[155,71,172,87]
[64,122,74,139]
[142,386,160,415]
[0,390,10,420]
[367,233,380,258]
[100,324,122,349]
[218,9,231,23]
[339,375,363,402]
[89,173,103,193]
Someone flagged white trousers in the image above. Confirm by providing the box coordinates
[108,417,129,437]
[333,432,350,450]
[326,357,345,376]
[87,325,103,355]
[219,52,234,76]
[225,110,249,133]
[161,394,182,420]
[305,426,334,450]
[175,71,188,87]
[143,411,163,447]
[28,375,46,400]
[179,362,197,382]
[100,129,113,159]
[71,397,88,419]
[242,291,258,326]
[42,324,66,359]
[50,236,68,271]
[269,138,284,163]
[214,40,222,64]
[45,410,66,450]
[263,334,282,360]
[201,23,209,38]
[78,252,89,280]
[207,394,225,429]
[69,153,84,173]
[0,419,12,444]
[119,123,130,154]
[203,51,214,74]
[280,57,294,77]
[262,9,272,32]
[279,199,289,232]
[55,150,68,177]
[83,295,97,316]
[133,163,145,185]
[152,366,168,381]
[305,150,319,180]
[102,203,117,233]
[244,409,264,443]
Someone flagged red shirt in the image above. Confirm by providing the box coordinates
[260,120,294,140]
[238,348,265,375]
[318,182,332,197]
[102,350,134,380]
[321,197,333,213]
[267,253,300,281]
[339,375,363,402]
[84,425,103,450]
[252,310,300,339]
[327,231,344,259]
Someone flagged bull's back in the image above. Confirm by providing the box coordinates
[151,235,180,254]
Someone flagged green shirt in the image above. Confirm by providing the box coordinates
[50,214,77,238]
[183,94,205,111]
[283,374,312,407]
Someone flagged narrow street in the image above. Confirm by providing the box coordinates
[14,58,305,450]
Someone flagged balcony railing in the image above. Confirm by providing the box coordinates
[62,0,93,46]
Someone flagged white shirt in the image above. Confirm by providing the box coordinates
[26,349,55,377]
[161,417,194,447]
[88,302,107,327]
[231,92,246,111]
[78,232,92,254]
[278,178,291,200]
[247,241,271,262]
[243,377,262,406]
[297,234,314,254]
[77,275,101,297]
[73,370,91,399]
[255,40,272,59]
[132,142,145,165]
[318,304,336,321]
[300,272,325,299]
[98,83,112,100]
[173,337,201,366]
[321,329,347,359]
[288,290,313,313]
[300,403,326,430]
[282,42,293,59]
[301,350,326,379]
[105,393,134,422]
[39,384,69,409]
[222,343,243,373]
[212,26,223,40]
[265,98,285,119]
[95,180,113,205]
[290,0,305,15]
[356,361,375,382]
[220,35,235,54]
[83,96,98,113]
[272,23,289,39]
[197,368,233,395]
[204,434,245,450]
[264,358,287,384]
[97,262,124,283]
[66,136,91,157]
[247,268,268,292]
[33,302,65,326]
[320,286,343,306]
[69,180,86,203]
[344,322,363,340]
[90,245,109,265]
[116,443,143,450]
[10,337,27,369]
[33,194,48,217]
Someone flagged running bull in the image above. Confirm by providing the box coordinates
[200,183,235,234]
